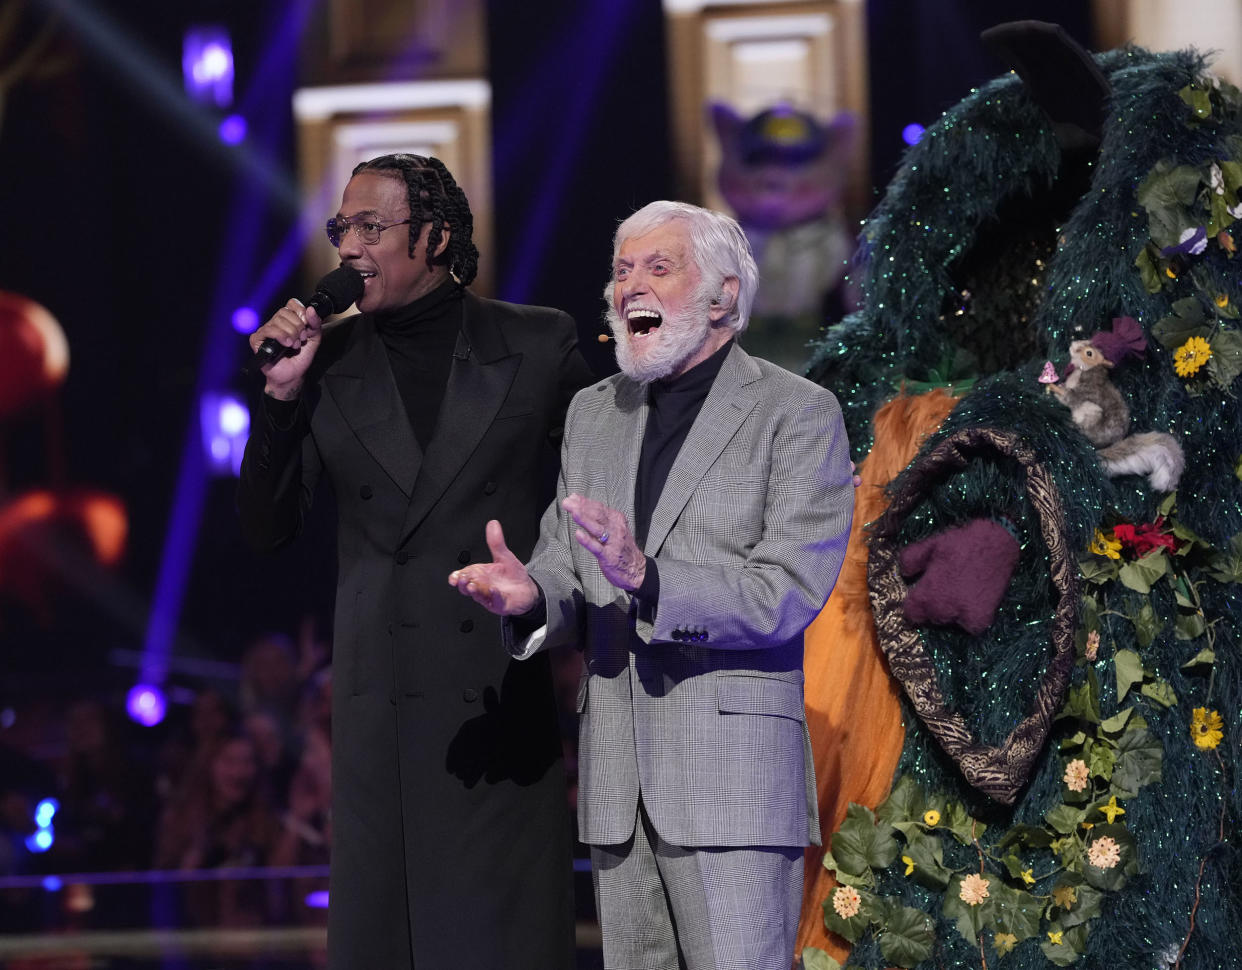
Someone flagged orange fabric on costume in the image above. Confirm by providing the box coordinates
[796,389,961,961]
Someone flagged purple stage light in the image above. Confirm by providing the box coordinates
[34,799,58,829]
[26,828,53,853]
[219,114,247,145]
[126,684,167,727]
[902,123,926,146]
[183,27,234,107]
[305,890,330,909]
[231,306,260,333]
[200,392,250,476]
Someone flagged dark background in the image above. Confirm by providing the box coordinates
[0,0,1093,691]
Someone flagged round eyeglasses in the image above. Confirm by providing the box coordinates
[325,216,412,248]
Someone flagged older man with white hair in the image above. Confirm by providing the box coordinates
[450,201,853,970]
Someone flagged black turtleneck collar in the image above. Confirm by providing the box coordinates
[649,337,734,402]
[372,277,462,333]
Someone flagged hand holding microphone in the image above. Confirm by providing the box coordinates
[244,267,365,392]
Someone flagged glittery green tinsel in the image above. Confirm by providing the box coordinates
[807,46,1242,970]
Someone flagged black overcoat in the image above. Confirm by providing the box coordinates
[239,291,592,968]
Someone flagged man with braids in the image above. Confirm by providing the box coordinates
[238,154,592,969]
[451,201,854,970]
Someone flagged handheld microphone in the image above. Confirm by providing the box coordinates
[243,266,365,375]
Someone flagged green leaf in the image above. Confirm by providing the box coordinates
[1207,329,1242,389]
[1132,602,1162,648]
[1118,550,1169,594]
[1079,556,1120,585]
[1135,245,1165,294]
[903,829,952,890]
[832,803,899,875]
[878,905,936,968]
[1111,727,1164,796]
[1100,707,1135,735]
[942,875,993,943]
[999,824,1055,850]
[1179,85,1213,118]
[1175,611,1207,640]
[942,802,987,845]
[1137,162,1205,248]
[1157,491,1178,517]
[1059,883,1104,930]
[1181,647,1216,672]
[821,887,872,942]
[800,947,842,970]
[1045,804,1085,835]
[1152,303,1211,351]
[1114,649,1146,703]
[1041,924,1089,966]
[820,848,873,888]
[877,775,923,827]
[1058,669,1101,724]
[1088,741,1116,781]
[1140,678,1178,707]
[991,881,1043,942]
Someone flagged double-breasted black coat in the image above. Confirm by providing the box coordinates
[238,290,593,968]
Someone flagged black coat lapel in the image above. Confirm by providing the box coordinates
[322,316,423,497]
[400,293,520,539]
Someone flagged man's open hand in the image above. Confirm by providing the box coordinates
[448,520,540,615]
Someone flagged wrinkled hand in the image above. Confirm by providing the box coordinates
[448,520,539,615]
[563,494,645,591]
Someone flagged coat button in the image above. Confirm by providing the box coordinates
[460,619,474,633]
[457,550,471,565]
[359,484,373,499]
[462,688,479,702]
[395,550,409,564]
[483,481,497,495]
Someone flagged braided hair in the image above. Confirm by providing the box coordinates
[350,154,480,287]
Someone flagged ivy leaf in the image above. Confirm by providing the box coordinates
[1045,804,1085,835]
[878,904,936,969]
[801,947,842,970]
[1079,556,1120,585]
[942,875,993,944]
[1114,649,1146,703]
[1207,329,1242,389]
[999,824,1055,851]
[1111,727,1163,796]
[1152,298,1210,350]
[991,881,1043,942]
[1041,923,1089,966]
[1100,707,1135,736]
[822,888,872,943]
[1059,883,1104,929]
[1175,611,1207,640]
[1135,245,1164,294]
[832,803,899,875]
[1207,533,1242,582]
[877,775,924,832]
[904,829,952,890]
[1137,163,1205,248]
[1140,678,1178,708]
[821,848,873,888]
[1057,669,1101,724]
[1179,84,1213,119]
[1181,647,1216,672]
[1088,741,1117,781]
[1118,551,1169,594]
[942,802,987,845]
[1132,602,1162,648]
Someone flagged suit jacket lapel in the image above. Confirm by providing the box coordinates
[643,343,761,556]
[400,292,521,538]
[322,316,423,497]
[608,378,648,524]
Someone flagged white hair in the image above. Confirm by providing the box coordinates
[611,201,758,333]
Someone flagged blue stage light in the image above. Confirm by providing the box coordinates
[902,123,926,146]
[42,876,63,892]
[200,393,250,476]
[34,799,58,829]
[126,684,167,727]
[26,828,53,853]
[305,890,330,909]
[219,114,247,145]
[183,27,234,108]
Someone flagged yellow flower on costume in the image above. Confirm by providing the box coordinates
[1191,707,1224,750]
[1216,293,1230,308]
[902,855,915,876]
[1048,930,1064,945]
[1021,868,1036,886]
[1052,885,1078,909]
[1165,266,1178,279]
[1173,336,1213,377]
[959,873,990,906]
[1098,795,1125,824]
[923,809,941,827]
[995,932,1018,956]
[832,885,862,919]
[1090,529,1122,560]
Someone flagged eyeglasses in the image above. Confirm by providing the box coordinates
[325,216,412,248]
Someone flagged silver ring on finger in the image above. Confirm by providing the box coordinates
[599,531,610,545]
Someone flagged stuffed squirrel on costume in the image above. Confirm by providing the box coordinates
[1047,318,1184,491]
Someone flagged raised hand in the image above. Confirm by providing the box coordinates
[562,494,646,592]
[448,519,540,615]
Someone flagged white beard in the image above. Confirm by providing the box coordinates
[605,286,716,384]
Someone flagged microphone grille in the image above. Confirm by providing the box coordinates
[317,266,366,313]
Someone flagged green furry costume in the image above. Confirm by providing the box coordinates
[806,45,1241,970]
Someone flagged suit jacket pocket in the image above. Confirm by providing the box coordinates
[716,672,805,722]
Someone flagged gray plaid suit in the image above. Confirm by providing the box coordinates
[509,343,851,966]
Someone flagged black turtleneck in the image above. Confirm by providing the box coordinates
[373,279,464,451]
[633,338,734,547]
